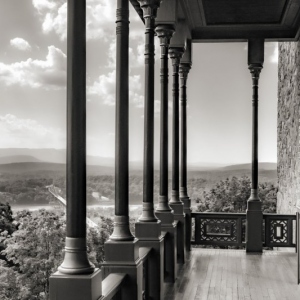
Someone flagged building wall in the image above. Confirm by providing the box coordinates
[277,42,300,214]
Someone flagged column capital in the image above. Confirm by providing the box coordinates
[137,0,161,19]
[179,63,191,80]
[155,25,174,46]
[169,47,184,66]
[248,63,263,82]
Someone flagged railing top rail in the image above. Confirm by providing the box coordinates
[263,213,296,218]
[139,247,152,263]
[191,212,246,217]
[101,273,127,300]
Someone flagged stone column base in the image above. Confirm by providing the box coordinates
[102,239,143,300]
[135,221,164,300]
[162,223,178,282]
[50,269,102,300]
[156,211,177,283]
[170,202,185,264]
[181,197,192,252]
[246,200,263,253]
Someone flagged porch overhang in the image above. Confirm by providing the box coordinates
[130,0,300,42]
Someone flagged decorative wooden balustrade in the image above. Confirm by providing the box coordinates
[191,212,296,249]
[191,212,247,247]
[264,213,296,248]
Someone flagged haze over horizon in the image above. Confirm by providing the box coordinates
[0,1,278,165]
[0,147,277,170]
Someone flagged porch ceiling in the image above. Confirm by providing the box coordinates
[130,0,300,42]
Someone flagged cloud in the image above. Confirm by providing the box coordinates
[107,38,145,70]
[0,46,66,89]
[33,0,116,41]
[42,2,67,40]
[10,38,31,51]
[0,114,65,148]
[32,0,56,12]
[33,0,145,42]
[88,70,116,105]
[88,70,143,106]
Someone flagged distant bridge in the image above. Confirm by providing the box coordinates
[47,185,99,229]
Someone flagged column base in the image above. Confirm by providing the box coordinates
[135,221,165,299]
[102,239,143,300]
[246,199,263,253]
[155,210,174,225]
[155,211,177,282]
[181,197,192,252]
[135,220,162,240]
[162,222,178,282]
[50,269,102,300]
[169,202,185,264]
[58,237,95,275]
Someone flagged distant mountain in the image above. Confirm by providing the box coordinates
[0,148,114,167]
[187,162,227,170]
[221,162,277,171]
[0,155,41,164]
[0,162,114,175]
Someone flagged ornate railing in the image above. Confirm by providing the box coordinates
[191,212,296,248]
[191,212,246,247]
[263,213,296,248]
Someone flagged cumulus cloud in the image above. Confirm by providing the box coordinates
[32,0,56,12]
[106,39,145,72]
[0,114,65,148]
[88,71,116,105]
[88,70,143,106]
[10,38,31,51]
[32,0,144,42]
[0,46,66,89]
[33,0,116,41]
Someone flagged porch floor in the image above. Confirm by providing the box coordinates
[164,248,300,300]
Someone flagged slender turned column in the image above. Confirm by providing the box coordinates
[179,63,191,200]
[169,47,184,205]
[103,2,142,299]
[156,25,174,212]
[179,62,192,252]
[135,2,165,299]
[169,47,185,264]
[58,0,94,275]
[246,39,264,253]
[155,25,178,283]
[50,1,103,298]
[110,0,134,241]
[249,64,262,197]
[138,0,161,222]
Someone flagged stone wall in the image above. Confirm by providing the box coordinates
[277,42,300,214]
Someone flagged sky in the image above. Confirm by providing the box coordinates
[0,0,278,165]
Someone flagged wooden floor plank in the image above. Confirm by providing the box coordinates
[164,248,300,300]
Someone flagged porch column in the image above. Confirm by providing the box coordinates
[50,1,102,299]
[155,25,178,283]
[169,46,185,264]
[246,39,264,253]
[179,60,192,252]
[102,1,142,299]
[135,1,165,299]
